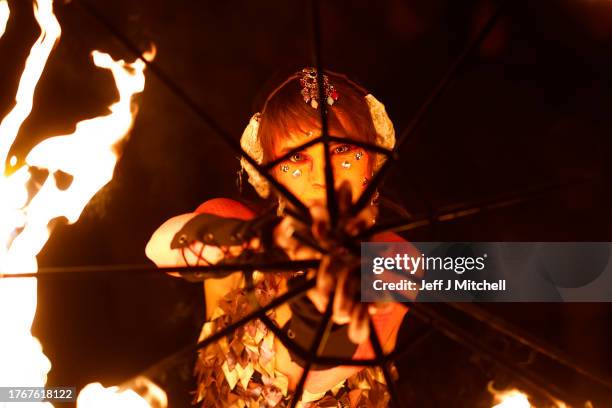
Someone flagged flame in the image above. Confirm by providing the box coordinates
[491,389,533,408]
[0,0,61,168]
[488,383,571,408]
[0,0,8,39]
[77,377,168,408]
[77,385,155,408]
[0,0,163,406]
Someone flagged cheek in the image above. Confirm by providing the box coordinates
[275,168,309,194]
[332,155,371,197]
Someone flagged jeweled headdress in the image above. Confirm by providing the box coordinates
[299,67,339,109]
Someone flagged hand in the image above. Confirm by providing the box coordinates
[274,181,378,344]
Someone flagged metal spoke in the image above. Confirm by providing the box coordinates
[358,176,597,238]
[119,277,316,386]
[0,259,320,280]
[406,302,581,407]
[351,0,510,217]
[74,0,312,223]
[449,302,612,390]
[310,0,339,228]
[289,290,335,408]
[368,319,403,407]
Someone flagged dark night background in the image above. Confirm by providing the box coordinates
[1,0,611,406]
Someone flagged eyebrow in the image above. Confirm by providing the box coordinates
[279,140,350,155]
[280,146,300,155]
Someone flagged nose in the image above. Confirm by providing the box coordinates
[308,145,326,188]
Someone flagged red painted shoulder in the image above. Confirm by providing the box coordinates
[371,230,406,243]
[194,198,255,220]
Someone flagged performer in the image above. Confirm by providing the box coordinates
[146,68,412,407]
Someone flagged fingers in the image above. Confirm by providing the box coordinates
[332,265,352,325]
[274,216,320,260]
[332,260,362,325]
[310,203,330,240]
[337,180,353,214]
[317,256,335,295]
[306,286,329,314]
[368,301,393,316]
[348,306,370,344]
[274,217,296,250]
[344,203,377,236]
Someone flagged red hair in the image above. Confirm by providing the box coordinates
[258,70,379,164]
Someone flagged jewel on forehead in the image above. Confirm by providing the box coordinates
[299,67,339,109]
[292,169,302,178]
[355,151,363,160]
[280,164,289,173]
[341,161,351,169]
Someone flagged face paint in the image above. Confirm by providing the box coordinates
[273,131,372,206]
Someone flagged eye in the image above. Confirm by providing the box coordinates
[332,144,352,154]
[289,152,306,162]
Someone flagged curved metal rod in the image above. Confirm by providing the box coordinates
[0,259,320,279]
[359,176,597,239]
[289,290,335,408]
[368,319,403,407]
[309,0,339,228]
[351,0,510,216]
[406,302,582,407]
[73,0,312,223]
[119,276,316,389]
[449,302,612,390]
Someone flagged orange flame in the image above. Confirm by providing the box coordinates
[0,0,8,39]
[491,389,533,408]
[0,0,164,406]
[488,383,570,408]
[77,377,168,408]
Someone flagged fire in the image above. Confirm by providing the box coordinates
[0,0,164,406]
[77,377,168,408]
[0,0,8,38]
[491,389,533,408]
[488,383,571,408]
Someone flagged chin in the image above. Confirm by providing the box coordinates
[303,198,326,207]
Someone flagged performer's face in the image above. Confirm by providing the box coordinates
[272,129,372,207]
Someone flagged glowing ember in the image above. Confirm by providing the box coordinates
[488,383,534,408]
[0,0,163,406]
[488,382,571,408]
[492,389,533,408]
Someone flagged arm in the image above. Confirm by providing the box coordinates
[145,213,199,268]
[145,199,254,318]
